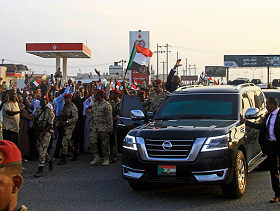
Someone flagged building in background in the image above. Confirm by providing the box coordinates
[0,64,26,87]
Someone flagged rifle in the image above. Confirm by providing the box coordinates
[33,107,48,140]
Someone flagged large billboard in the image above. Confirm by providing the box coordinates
[129,30,150,82]
[129,30,150,54]
[224,55,280,67]
[205,66,226,77]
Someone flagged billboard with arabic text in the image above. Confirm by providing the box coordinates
[224,55,280,67]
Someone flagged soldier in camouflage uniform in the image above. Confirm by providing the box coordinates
[33,97,55,177]
[143,79,169,114]
[55,93,80,165]
[109,89,121,163]
[89,89,113,166]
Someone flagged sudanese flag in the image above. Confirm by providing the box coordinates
[126,43,153,75]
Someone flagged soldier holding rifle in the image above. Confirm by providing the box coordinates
[33,97,55,177]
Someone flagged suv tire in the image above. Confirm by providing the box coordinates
[221,150,247,198]
[129,181,153,191]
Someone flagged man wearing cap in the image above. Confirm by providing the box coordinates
[53,82,74,158]
[55,93,80,165]
[0,140,27,210]
[109,89,121,163]
[33,97,55,177]
[89,89,113,166]
[142,79,169,114]
[137,90,149,111]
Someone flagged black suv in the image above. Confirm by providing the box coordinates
[122,84,267,198]
[272,79,280,87]
[229,78,250,85]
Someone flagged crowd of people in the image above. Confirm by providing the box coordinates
[0,62,182,178]
[2,60,280,206]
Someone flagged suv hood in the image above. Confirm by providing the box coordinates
[133,119,239,139]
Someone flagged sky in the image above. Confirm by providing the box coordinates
[1,0,280,83]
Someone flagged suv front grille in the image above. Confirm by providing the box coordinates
[144,139,194,159]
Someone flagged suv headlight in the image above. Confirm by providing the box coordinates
[123,135,137,150]
[201,134,229,152]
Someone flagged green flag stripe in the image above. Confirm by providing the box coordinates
[158,165,164,174]
[125,43,137,74]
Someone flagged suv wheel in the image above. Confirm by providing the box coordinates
[128,181,153,191]
[221,150,247,198]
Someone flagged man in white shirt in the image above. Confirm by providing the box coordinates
[2,90,20,146]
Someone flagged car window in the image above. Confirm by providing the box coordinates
[119,95,146,118]
[155,94,239,120]
[161,100,233,116]
[255,90,265,110]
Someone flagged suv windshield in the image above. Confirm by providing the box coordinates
[155,93,239,120]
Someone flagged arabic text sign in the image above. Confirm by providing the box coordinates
[224,55,280,67]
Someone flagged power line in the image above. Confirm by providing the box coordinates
[171,45,280,55]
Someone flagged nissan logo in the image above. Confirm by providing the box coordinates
[162,141,172,150]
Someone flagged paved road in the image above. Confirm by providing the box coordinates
[19,153,279,211]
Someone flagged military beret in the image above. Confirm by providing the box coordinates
[63,93,73,99]
[0,140,22,168]
[97,90,105,95]
[111,90,121,95]
[137,90,145,95]
[153,79,162,85]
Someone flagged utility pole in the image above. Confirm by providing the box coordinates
[188,64,197,75]
[185,58,188,76]
[157,44,159,79]
[176,51,179,75]
[158,44,171,80]
[185,58,188,85]
[160,61,166,81]
[166,43,169,75]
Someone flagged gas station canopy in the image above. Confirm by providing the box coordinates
[26,43,91,83]
[26,43,91,58]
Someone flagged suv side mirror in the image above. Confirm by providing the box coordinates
[131,110,145,120]
[245,108,260,119]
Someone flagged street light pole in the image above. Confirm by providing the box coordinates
[119,59,126,79]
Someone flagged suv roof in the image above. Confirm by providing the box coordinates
[229,78,250,85]
[172,83,260,95]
